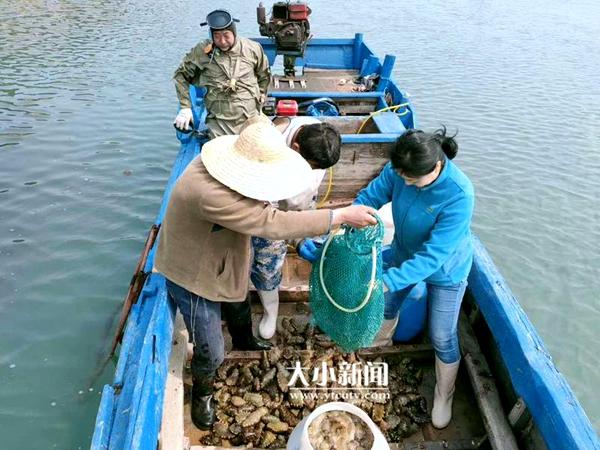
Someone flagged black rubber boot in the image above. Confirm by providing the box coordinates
[222,298,273,351]
[191,375,215,430]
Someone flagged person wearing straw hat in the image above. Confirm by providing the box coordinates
[173,9,270,138]
[154,121,376,430]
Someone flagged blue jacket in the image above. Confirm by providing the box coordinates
[355,160,474,291]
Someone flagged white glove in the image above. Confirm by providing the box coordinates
[174,108,193,131]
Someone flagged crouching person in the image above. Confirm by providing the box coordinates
[251,116,341,339]
[154,121,376,429]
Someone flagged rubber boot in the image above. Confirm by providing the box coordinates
[371,316,399,347]
[431,356,460,429]
[222,298,272,351]
[257,289,279,339]
[191,375,215,430]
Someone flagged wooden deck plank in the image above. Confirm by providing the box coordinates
[190,436,486,450]
[320,115,377,134]
[221,343,434,362]
[459,314,519,450]
[315,142,390,200]
[269,69,361,94]
[159,312,188,450]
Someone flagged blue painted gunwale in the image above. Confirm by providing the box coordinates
[91,34,599,449]
[91,118,205,449]
[468,238,600,450]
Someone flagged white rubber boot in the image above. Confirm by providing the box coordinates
[257,289,279,339]
[431,356,460,429]
[371,316,399,347]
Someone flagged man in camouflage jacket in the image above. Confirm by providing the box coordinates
[173,10,270,137]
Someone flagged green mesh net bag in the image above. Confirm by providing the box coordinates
[309,216,385,352]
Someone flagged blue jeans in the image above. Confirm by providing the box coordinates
[384,281,467,364]
[165,279,224,378]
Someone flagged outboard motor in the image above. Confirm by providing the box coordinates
[257,2,312,77]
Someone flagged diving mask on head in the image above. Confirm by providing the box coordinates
[201,9,239,36]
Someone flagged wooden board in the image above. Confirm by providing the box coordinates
[458,314,518,450]
[158,312,189,450]
[320,115,378,134]
[269,69,362,94]
[191,440,487,450]
[316,142,390,201]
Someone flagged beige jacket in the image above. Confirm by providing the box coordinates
[154,156,331,302]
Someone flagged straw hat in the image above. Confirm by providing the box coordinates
[201,121,314,201]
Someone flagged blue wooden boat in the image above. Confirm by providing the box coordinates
[90,31,599,450]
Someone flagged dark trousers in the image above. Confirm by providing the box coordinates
[165,278,252,379]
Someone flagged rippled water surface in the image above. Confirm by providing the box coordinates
[1,0,599,447]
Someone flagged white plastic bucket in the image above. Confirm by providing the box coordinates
[286,401,390,450]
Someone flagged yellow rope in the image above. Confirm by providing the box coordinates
[317,167,334,208]
[356,102,410,134]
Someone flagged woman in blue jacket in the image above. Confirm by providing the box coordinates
[356,127,474,429]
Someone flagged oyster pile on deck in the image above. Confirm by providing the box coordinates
[277,317,336,351]
[308,411,374,450]
[198,318,428,448]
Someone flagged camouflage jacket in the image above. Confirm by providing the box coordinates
[173,37,270,123]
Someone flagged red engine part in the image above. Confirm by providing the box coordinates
[288,3,310,20]
[276,99,298,116]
